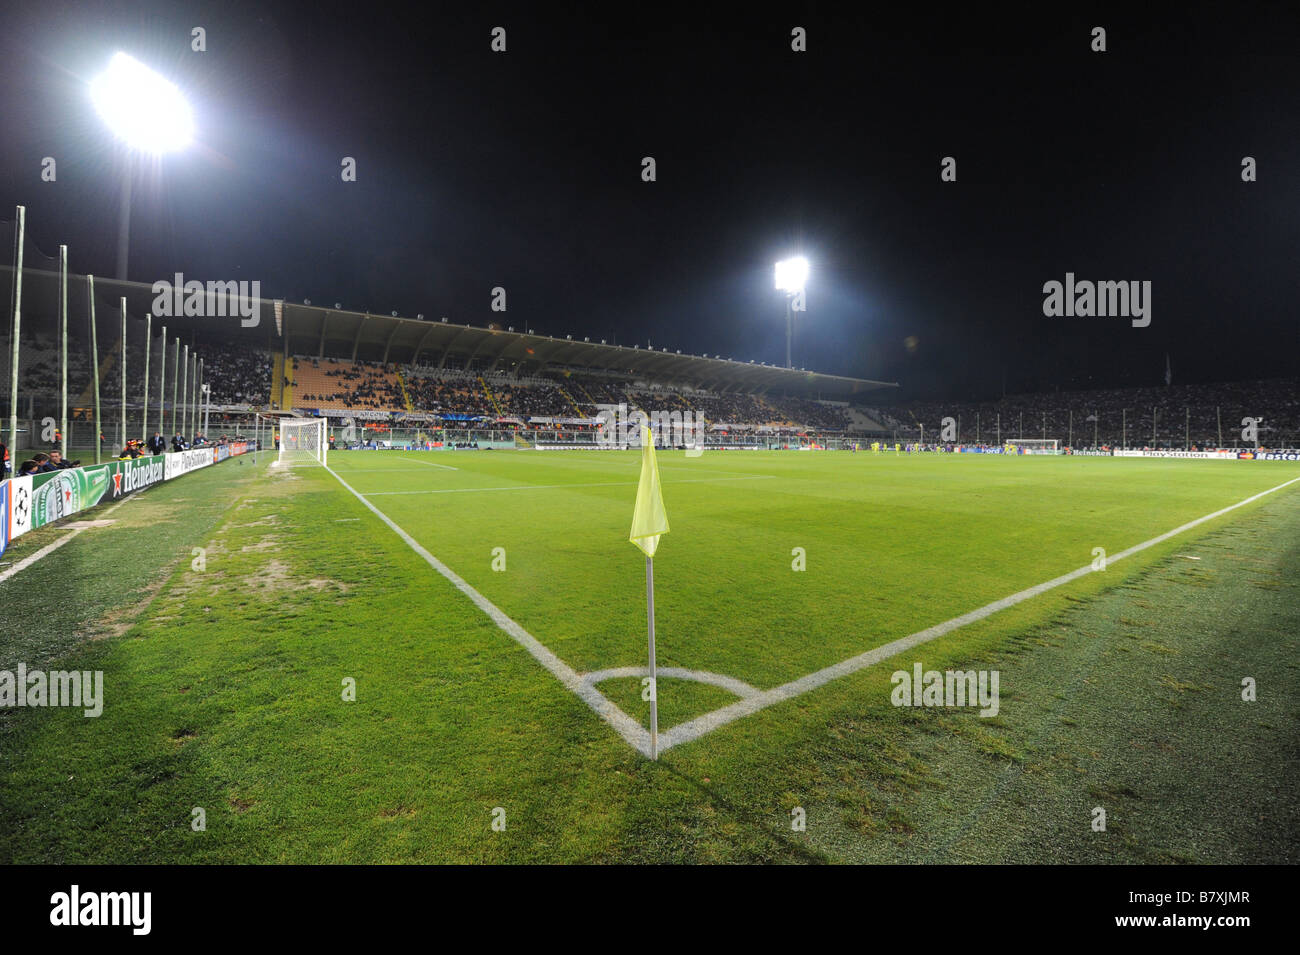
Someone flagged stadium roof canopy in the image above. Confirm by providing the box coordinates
[4,266,897,399]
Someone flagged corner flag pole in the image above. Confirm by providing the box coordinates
[629,424,669,761]
[646,553,658,759]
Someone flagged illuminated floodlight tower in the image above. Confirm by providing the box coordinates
[90,52,194,279]
[774,256,809,369]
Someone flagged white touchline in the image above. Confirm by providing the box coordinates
[0,526,88,584]
[0,495,135,584]
[327,464,1300,759]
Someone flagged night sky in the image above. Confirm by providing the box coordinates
[2,1,1298,401]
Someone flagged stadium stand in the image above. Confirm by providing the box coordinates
[193,343,271,407]
[2,265,1295,448]
[878,378,1300,449]
[292,357,404,412]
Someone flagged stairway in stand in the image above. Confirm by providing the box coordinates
[478,376,505,416]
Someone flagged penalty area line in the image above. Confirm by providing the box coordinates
[400,457,459,471]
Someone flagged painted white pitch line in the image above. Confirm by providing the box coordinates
[326,462,1299,759]
[656,473,1300,752]
[0,526,89,583]
[325,467,466,474]
[581,666,761,700]
[363,475,777,496]
[323,465,655,757]
[330,459,459,472]
[400,457,459,471]
[0,495,135,584]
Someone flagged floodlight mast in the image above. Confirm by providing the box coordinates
[775,256,809,369]
[89,53,194,279]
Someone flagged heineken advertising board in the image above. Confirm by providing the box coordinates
[29,465,111,530]
[107,455,167,499]
[7,454,170,542]
[3,445,253,545]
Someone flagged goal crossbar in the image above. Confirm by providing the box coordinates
[278,417,328,467]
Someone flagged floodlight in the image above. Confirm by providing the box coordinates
[774,256,809,293]
[90,52,194,153]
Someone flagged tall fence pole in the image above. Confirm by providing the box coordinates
[119,297,127,452]
[8,206,25,458]
[59,244,68,457]
[190,353,199,438]
[88,277,101,463]
[180,344,189,440]
[157,327,166,447]
[196,358,204,439]
[142,312,151,442]
[1217,406,1222,448]
[171,338,180,437]
[1185,406,1190,451]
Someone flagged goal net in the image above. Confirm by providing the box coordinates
[278,418,328,467]
[1007,438,1061,455]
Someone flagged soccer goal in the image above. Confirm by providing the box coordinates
[278,417,328,467]
[1007,438,1061,455]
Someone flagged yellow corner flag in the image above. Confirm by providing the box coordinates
[629,425,669,557]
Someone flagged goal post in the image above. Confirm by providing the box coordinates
[278,417,328,467]
[1007,438,1061,455]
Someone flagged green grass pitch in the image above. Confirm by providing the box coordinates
[1,449,1297,862]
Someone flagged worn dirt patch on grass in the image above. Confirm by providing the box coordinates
[246,558,351,595]
[239,537,280,553]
